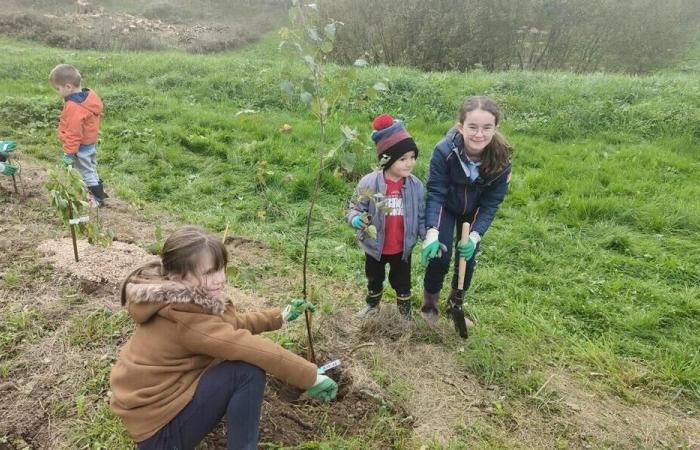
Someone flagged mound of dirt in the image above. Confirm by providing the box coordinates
[37,238,155,284]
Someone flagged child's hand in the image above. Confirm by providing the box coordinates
[457,231,481,260]
[0,162,17,176]
[282,299,317,322]
[351,213,371,230]
[421,228,447,266]
[351,215,365,229]
[0,140,16,156]
[306,373,338,402]
[61,154,75,167]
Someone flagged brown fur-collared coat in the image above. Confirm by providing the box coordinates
[109,267,317,442]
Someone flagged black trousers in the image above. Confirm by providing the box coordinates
[365,252,411,297]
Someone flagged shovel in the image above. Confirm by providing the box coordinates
[451,222,470,339]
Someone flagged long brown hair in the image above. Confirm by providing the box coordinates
[458,96,512,176]
[120,226,228,305]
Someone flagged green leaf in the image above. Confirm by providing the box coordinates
[365,225,378,239]
[373,82,388,91]
[324,23,336,41]
[303,54,316,72]
[280,80,295,95]
[300,92,313,106]
[340,152,356,172]
[307,27,321,42]
[340,125,357,141]
[353,58,369,68]
[321,40,333,54]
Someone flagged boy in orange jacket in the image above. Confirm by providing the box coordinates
[49,64,108,206]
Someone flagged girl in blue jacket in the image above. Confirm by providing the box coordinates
[420,96,512,336]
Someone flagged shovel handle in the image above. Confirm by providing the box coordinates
[458,222,470,290]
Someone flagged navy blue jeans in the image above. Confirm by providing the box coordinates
[138,361,267,450]
[423,209,478,295]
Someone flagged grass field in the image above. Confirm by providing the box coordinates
[0,31,699,449]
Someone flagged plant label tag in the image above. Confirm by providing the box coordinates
[69,216,90,225]
[319,359,341,373]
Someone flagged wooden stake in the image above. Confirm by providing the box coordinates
[222,222,229,243]
[458,222,470,289]
[68,202,79,262]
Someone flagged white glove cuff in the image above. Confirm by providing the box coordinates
[426,228,440,241]
[313,373,328,387]
[469,231,481,243]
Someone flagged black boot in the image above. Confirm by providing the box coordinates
[356,290,382,317]
[446,289,473,339]
[396,294,412,322]
[87,182,108,207]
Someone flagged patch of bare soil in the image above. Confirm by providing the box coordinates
[0,0,286,53]
[38,238,156,284]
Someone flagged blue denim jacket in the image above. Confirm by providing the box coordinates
[347,171,426,262]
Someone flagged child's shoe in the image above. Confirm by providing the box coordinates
[356,290,382,317]
[396,295,412,322]
[87,181,109,207]
[420,291,439,326]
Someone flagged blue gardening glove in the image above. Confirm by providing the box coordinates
[306,371,338,402]
[351,213,371,230]
[351,215,365,229]
[0,140,16,156]
[282,299,317,322]
[0,162,17,176]
[457,231,481,261]
[420,228,447,266]
[61,154,75,167]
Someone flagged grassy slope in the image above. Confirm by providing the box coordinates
[1,34,699,447]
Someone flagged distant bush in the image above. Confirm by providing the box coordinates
[319,0,700,73]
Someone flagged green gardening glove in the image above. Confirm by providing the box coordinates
[282,299,317,322]
[306,370,338,402]
[420,228,447,266]
[0,140,16,156]
[61,154,75,167]
[0,162,17,176]
[457,231,481,261]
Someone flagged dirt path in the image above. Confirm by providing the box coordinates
[1,158,698,449]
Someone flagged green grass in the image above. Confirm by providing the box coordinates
[65,308,133,349]
[1,33,699,447]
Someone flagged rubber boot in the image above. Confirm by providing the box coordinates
[420,290,439,326]
[356,290,382,317]
[396,294,412,322]
[87,182,108,207]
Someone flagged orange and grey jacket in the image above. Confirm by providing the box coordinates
[57,89,103,155]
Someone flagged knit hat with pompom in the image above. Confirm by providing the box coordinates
[370,114,418,170]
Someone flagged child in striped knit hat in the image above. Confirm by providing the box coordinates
[347,114,426,321]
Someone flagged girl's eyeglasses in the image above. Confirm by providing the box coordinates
[463,125,496,136]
